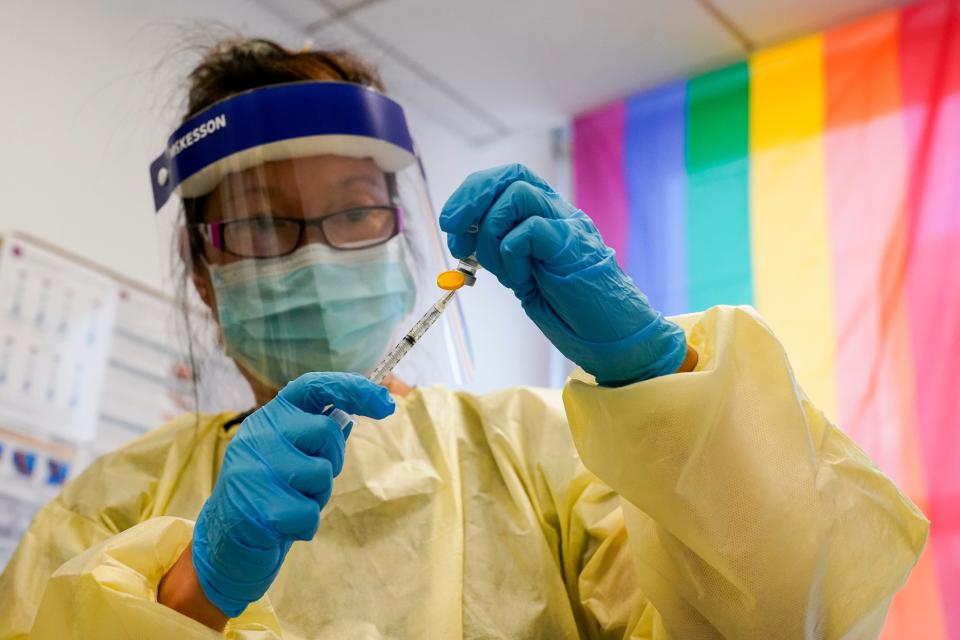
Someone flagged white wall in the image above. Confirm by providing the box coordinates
[0,0,558,393]
[1,0,303,288]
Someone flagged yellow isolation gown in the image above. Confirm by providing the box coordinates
[0,307,928,639]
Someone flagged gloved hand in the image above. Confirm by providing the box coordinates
[440,164,688,386]
[192,372,395,617]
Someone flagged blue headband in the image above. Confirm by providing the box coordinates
[149,81,417,211]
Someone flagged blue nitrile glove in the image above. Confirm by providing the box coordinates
[440,164,688,386]
[192,372,395,617]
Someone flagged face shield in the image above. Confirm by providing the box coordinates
[149,81,473,392]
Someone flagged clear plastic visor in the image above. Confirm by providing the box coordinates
[150,84,472,396]
[161,153,473,395]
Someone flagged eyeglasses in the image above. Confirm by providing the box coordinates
[194,205,402,258]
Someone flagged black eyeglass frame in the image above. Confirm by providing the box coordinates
[192,205,404,258]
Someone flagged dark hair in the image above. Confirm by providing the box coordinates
[180,38,385,264]
[182,38,384,122]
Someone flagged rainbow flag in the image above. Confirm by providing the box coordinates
[572,1,959,637]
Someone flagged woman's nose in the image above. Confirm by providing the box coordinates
[302,223,328,247]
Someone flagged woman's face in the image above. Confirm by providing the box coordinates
[189,155,397,400]
[200,155,392,266]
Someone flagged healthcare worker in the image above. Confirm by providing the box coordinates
[0,39,927,639]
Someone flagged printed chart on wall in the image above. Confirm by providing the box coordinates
[0,232,248,567]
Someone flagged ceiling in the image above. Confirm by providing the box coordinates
[252,0,915,145]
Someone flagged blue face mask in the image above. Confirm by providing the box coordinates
[209,241,416,389]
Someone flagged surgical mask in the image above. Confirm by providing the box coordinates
[209,240,416,389]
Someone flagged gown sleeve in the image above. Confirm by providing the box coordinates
[0,417,281,639]
[561,305,928,639]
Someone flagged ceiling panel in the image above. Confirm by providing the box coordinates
[345,0,746,135]
[308,18,504,142]
[713,0,915,47]
[253,0,917,144]
[322,0,379,12]
[255,0,331,31]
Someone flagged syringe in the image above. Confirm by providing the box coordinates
[369,290,455,384]
[369,257,480,384]
[323,257,479,431]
